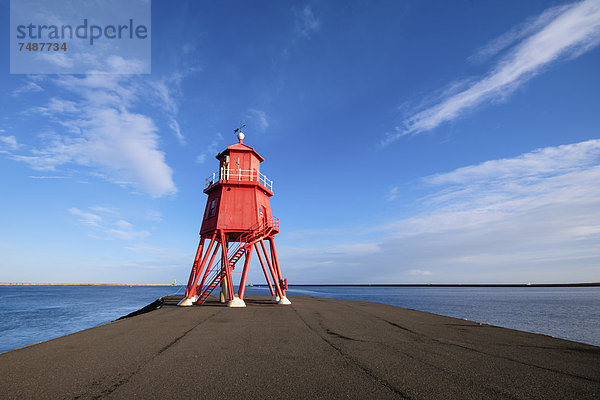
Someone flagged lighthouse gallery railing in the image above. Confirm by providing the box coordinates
[205,167,273,191]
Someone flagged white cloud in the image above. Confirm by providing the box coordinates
[145,210,163,222]
[386,187,399,202]
[150,76,186,145]
[13,74,177,197]
[275,242,380,277]
[196,132,223,164]
[53,108,173,197]
[105,55,147,74]
[279,139,600,283]
[11,81,43,97]
[151,79,178,114]
[0,135,19,151]
[468,4,571,63]
[388,140,600,238]
[409,269,432,276]
[324,243,381,257]
[109,228,150,240]
[125,245,168,254]
[38,52,74,69]
[294,6,321,38]
[168,118,185,145]
[89,206,118,214]
[246,109,270,131]
[385,0,600,143]
[425,140,600,186]
[69,206,151,241]
[28,175,67,179]
[69,207,102,227]
[37,98,78,114]
[115,220,133,229]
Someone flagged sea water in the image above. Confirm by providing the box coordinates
[0,285,184,354]
[282,286,600,347]
[0,285,598,353]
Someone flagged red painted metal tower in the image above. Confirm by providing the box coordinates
[179,130,290,307]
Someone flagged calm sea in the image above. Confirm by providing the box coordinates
[1,285,598,353]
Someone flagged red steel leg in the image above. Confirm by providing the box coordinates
[188,233,217,298]
[255,243,275,296]
[237,248,253,300]
[260,239,282,298]
[197,238,221,294]
[267,236,286,297]
[184,237,205,298]
[220,231,235,301]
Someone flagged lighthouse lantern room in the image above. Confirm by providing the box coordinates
[179,129,290,307]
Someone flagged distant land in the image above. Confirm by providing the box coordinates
[0,283,178,286]
[259,283,600,287]
[2,282,598,287]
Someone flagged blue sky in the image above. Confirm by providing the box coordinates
[1,0,599,284]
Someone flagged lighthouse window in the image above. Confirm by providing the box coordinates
[208,199,217,218]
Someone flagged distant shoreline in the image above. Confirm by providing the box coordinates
[263,282,600,288]
[2,282,598,287]
[0,283,177,286]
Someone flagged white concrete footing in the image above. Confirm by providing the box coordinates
[178,297,194,307]
[228,296,247,308]
[278,296,292,305]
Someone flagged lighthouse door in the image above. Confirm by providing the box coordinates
[260,205,267,227]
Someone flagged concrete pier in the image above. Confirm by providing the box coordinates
[1,295,598,399]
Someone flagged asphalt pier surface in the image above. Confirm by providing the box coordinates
[1,295,598,399]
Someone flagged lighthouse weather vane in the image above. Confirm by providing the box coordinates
[234,122,246,134]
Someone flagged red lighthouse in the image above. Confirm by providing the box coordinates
[179,129,291,307]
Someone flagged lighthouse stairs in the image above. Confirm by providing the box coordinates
[195,218,279,304]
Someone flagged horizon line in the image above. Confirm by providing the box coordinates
[1,282,598,287]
